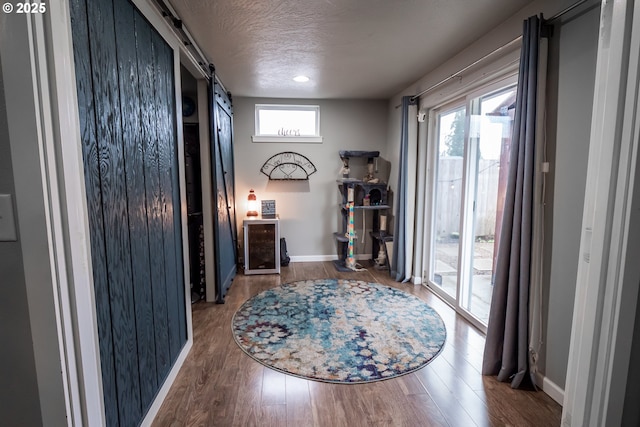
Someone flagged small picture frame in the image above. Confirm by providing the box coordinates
[261,200,276,218]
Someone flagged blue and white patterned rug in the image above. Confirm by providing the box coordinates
[231,279,446,383]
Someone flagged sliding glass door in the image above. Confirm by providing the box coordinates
[429,81,517,329]
[432,106,465,299]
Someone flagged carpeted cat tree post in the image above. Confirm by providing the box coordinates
[346,200,356,270]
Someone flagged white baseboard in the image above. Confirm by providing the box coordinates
[411,276,422,284]
[289,254,371,263]
[141,340,193,426]
[535,372,564,405]
[289,255,338,262]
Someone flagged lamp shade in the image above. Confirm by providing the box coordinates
[247,189,258,217]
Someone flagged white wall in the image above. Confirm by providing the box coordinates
[384,0,599,398]
[0,11,68,425]
[0,49,43,427]
[233,97,388,260]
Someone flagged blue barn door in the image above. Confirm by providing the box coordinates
[210,78,237,303]
[70,0,187,424]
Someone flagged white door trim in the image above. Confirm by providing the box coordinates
[562,0,640,425]
[36,3,105,424]
[2,7,79,426]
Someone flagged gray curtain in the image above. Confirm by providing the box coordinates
[391,96,416,281]
[482,15,545,388]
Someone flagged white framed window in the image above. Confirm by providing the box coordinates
[252,104,322,143]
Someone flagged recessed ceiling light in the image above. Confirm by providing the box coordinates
[293,75,310,83]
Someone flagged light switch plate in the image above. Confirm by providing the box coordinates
[0,194,18,241]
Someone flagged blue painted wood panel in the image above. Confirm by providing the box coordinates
[69,0,119,424]
[71,0,187,424]
[153,31,184,363]
[136,12,172,384]
[113,0,158,412]
[84,0,142,423]
[210,82,237,303]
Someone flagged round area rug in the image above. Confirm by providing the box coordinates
[231,279,446,383]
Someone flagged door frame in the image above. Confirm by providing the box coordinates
[1,8,75,425]
[562,1,640,425]
[425,76,518,333]
[426,97,467,306]
[427,96,489,332]
[28,0,205,424]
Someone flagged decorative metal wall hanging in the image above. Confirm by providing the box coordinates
[261,152,317,180]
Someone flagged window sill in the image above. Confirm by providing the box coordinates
[252,135,323,143]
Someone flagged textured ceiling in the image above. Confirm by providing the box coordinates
[170,0,532,99]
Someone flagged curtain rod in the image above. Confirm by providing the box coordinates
[548,0,591,21]
[408,36,521,102]
[406,0,592,104]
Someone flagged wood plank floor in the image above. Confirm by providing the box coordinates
[152,262,561,426]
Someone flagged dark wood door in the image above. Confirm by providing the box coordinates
[210,81,237,303]
[70,0,186,424]
[184,124,205,300]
